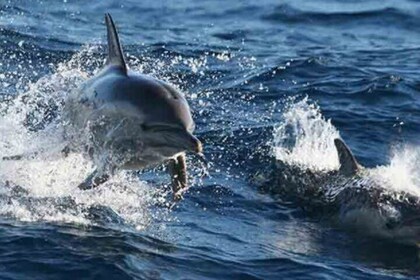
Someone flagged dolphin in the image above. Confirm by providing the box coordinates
[254,138,420,245]
[65,14,203,197]
[3,14,202,199]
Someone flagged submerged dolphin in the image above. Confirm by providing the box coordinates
[3,14,202,198]
[255,138,420,245]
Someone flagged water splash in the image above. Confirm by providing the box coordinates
[273,97,340,172]
[0,37,251,228]
[370,145,420,196]
[272,97,420,197]
[0,45,174,228]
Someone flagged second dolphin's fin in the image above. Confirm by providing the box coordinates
[334,138,360,176]
[168,154,188,200]
[105,13,127,74]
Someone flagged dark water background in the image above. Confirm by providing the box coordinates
[1,0,420,279]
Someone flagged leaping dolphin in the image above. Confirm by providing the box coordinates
[66,14,202,198]
[3,14,202,199]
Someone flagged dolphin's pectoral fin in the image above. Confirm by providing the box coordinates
[168,154,188,200]
[78,170,110,190]
[104,13,127,74]
[334,138,360,176]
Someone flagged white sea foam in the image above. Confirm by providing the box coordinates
[370,145,420,196]
[273,97,340,172]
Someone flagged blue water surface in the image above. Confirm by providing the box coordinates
[0,0,420,279]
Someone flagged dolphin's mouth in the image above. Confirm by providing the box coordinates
[179,132,202,153]
[87,117,203,166]
[137,123,201,155]
[155,129,202,154]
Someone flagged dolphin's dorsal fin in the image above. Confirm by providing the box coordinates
[105,13,127,73]
[334,138,360,176]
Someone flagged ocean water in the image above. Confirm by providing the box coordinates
[0,0,420,279]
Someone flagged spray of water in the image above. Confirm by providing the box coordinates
[273,97,420,196]
[370,145,420,196]
[0,33,261,229]
[0,46,182,228]
[273,97,340,172]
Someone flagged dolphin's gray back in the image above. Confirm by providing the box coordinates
[67,13,195,133]
[73,69,194,130]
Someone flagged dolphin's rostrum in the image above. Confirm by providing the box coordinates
[63,14,202,198]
